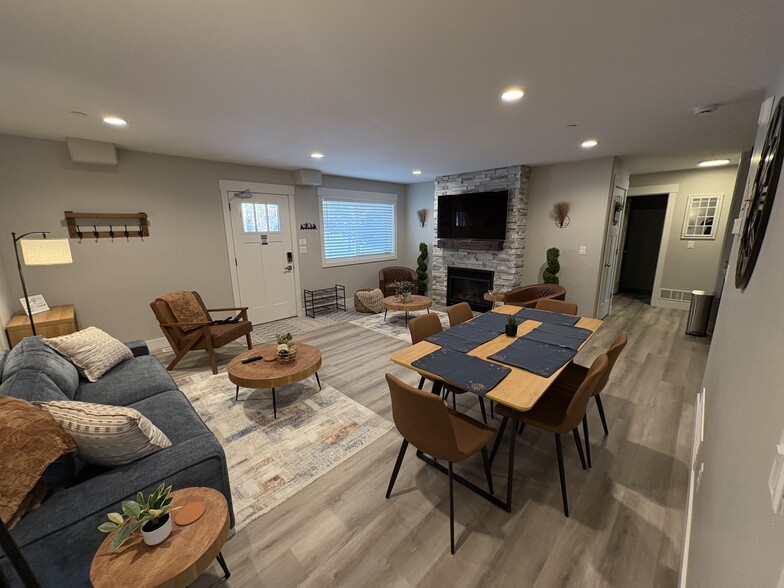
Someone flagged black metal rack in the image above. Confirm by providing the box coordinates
[303,284,346,318]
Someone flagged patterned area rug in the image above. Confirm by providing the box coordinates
[178,370,393,532]
[250,307,365,345]
[350,310,450,342]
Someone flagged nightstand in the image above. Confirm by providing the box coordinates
[5,304,79,348]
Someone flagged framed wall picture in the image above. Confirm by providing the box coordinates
[682,194,723,239]
[19,294,50,315]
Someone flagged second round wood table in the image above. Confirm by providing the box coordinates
[227,343,322,418]
[382,295,432,327]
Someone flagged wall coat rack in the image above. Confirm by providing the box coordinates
[65,211,149,242]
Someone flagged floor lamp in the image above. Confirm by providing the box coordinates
[11,232,73,336]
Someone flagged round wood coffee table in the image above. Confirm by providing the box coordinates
[382,295,432,327]
[90,487,230,588]
[228,343,322,418]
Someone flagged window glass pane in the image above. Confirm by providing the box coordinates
[242,202,256,232]
[267,204,281,232]
[322,198,395,262]
[255,203,269,232]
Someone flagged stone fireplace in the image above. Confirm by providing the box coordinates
[446,267,494,312]
[431,165,530,305]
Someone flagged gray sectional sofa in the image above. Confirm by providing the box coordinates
[0,337,234,587]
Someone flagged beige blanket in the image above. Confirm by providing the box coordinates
[161,291,210,332]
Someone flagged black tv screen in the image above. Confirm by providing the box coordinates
[437,190,509,240]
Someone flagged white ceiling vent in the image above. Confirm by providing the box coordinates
[66,137,118,166]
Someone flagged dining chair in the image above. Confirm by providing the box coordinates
[489,354,609,517]
[384,374,496,554]
[534,298,578,315]
[408,314,489,423]
[447,302,473,327]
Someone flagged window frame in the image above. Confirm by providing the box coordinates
[681,193,723,240]
[317,188,398,268]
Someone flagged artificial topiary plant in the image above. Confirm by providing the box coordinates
[543,247,561,284]
[416,242,428,295]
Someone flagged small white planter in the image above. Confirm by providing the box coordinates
[141,515,172,546]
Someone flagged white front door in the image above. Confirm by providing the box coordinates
[228,191,297,324]
[597,186,627,318]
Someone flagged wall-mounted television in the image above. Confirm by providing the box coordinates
[437,190,509,240]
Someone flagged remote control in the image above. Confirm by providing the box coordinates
[241,355,263,364]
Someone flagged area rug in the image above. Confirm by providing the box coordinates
[350,310,450,342]
[178,370,393,532]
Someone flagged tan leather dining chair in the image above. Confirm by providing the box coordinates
[384,374,496,554]
[408,314,489,423]
[535,298,578,315]
[447,302,473,327]
[490,354,609,517]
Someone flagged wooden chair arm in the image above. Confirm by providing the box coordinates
[158,321,211,328]
[206,307,249,312]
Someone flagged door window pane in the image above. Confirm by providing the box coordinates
[241,202,282,233]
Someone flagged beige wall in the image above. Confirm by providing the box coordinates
[0,134,404,343]
[630,166,739,295]
[404,181,436,293]
[522,157,616,317]
[0,254,16,351]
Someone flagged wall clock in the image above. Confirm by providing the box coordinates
[736,97,784,289]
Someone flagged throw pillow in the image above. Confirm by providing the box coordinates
[43,326,133,382]
[161,291,210,332]
[0,397,77,528]
[37,401,172,467]
[356,288,385,313]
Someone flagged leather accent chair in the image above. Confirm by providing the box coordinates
[150,292,253,374]
[446,302,473,327]
[503,283,566,308]
[379,266,418,297]
[535,298,578,315]
[384,373,496,554]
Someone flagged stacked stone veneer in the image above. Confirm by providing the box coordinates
[430,165,530,304]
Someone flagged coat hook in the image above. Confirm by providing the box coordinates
[93,225,99,241]
[109,225,116,242]
[124,225,130,241]
[76,225,84,243]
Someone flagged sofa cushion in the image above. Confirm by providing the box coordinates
[128,389,210,445]
[0,369,70,402]
[44,327,134,382]
[2,336,79,399]
[0,350,8,379]
[75,355,176,406]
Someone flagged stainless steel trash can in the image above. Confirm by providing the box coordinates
[686,290,714,336]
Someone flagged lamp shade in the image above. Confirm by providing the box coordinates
[19,239,73,266]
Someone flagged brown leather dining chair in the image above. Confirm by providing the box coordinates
[535,298,578,315]
[408,314,489,423]
[384,374,496,554]
[490,354,609,517]
[447,302,473,327]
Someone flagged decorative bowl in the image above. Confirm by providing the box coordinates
[276,345,298,364]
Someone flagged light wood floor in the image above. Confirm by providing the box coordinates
[160,295,709,587]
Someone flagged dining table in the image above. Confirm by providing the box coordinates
[388,304,603,510]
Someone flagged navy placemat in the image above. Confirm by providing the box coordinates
[425,323,498,353]
[516,308,580,327]
[468,310,520,333]
[489,338,576,377]
[522,322,592,350]
[412,348,511,396]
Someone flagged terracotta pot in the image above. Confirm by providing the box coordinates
[141,514,172,546]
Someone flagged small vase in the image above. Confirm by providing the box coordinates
[504,324,518,337]
[397,293,411,303]
[141,514,172,546]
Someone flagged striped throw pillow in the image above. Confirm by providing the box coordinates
[36,401,171,467]
[44,327,133,382]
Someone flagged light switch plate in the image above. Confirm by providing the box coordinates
[732,218,742,235]
[579,246,587,255]
[299,246,307,254]
[688,241,695,249]
[298,239,307,246]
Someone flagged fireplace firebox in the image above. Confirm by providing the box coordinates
[446,267,494,312]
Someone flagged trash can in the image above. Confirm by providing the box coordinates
[686,290,714,336]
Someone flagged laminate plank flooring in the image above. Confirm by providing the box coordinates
[158,295,709,587]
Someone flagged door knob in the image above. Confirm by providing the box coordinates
[284,265,293,271]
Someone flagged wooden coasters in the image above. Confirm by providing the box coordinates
[174,501,206,526]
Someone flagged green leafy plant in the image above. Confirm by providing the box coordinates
[98,483,177,552]
[393,280,415,302]
[506,313,519,327]
[276,333,293,346]
[543,247,561,284]
[416,243,428,295]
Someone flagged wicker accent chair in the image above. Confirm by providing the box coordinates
[503,283,566,308]
[379,266,418,297]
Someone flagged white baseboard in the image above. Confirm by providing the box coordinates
[652,297,691,310]
[145,337,169,353]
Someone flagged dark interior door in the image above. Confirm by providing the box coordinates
[618,194,668,295]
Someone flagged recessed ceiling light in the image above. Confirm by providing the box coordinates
[412,169,423,175]
[697,159,731,168]
[501,88,525,102]
[310,152,325,159]
[581,139,598,148]
[102,116,127,126]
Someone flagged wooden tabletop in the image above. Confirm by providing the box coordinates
[90,487,229,588]
[7,304,75,328]
[389,304,603,412]
[382,295,432,312]
[228,343,322,389]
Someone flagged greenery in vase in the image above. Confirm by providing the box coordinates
[276,332,293,354]
[393,281,415,301]
[416,243,428,295]
[543,247,561,284]
[98,483,177,552]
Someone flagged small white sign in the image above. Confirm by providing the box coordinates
[19,294,50,315]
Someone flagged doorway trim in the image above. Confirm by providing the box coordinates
[218,179,302,319]
[625,184,681,309]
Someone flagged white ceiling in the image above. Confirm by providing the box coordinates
[1,1,783,183]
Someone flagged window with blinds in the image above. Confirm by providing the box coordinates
[319,191,397,267]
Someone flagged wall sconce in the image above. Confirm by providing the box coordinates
[550,202,570,228]
[417,209,428,228]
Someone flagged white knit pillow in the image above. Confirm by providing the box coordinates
[43,327,133,382]
[36,401,171,467]
[356,288,385,313]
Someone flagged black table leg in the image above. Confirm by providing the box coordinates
[235,384,240,402]
[315,371,322,390]
[405,310,409,327]
[384,309,388,321]
[272,387,277,419]
[216,551,231,579]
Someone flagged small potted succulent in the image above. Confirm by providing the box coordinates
[98,483,178,551]
[275,332,297,364]
[505,314,519,337]
[393,281,415,304]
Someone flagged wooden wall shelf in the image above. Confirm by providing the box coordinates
[436,239,504,251]
[65,211,149,240]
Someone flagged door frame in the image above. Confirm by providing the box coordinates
[596,174,628,318]
[623,183,679,309]
[218,179,302,320]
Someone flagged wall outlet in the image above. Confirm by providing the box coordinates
[579,246,587,255]
[687,241,695,249]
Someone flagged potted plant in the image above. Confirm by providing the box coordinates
[98,483,178,551]
[275,332,297,364]
[505,314,519,337]
[416,243,428,295]
[543,247,561,284]
[393,281,415,303]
